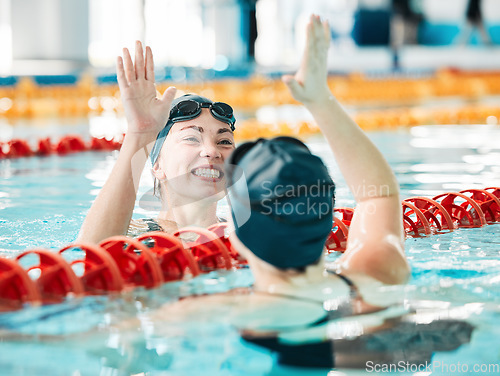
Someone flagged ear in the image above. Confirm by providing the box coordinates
[152,161,167,180]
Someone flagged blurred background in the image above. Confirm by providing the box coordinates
[2,0,500,74]
[1,0,500,146]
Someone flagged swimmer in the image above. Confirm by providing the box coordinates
[145,13,417,367]
[0,17,475,373]
[78,42,236,244]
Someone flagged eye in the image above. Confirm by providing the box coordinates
[184,136,200,143]
[218,139,234,146]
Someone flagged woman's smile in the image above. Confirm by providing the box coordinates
[191,165,224,181]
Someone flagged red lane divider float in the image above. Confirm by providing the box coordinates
[432,192,487,228]
[403,196,455,232]
[55,135,87,155]
[99,236,164,289]
[326,208,354,253]
[0,186,499,312]
[37,137,52,156]
[136,231,200,282]
[207,223,248,266]
[402,201,432,237]
[0,257,41,311]
[3,139,33,158]
[0,134,123,159]
[459,189,500,223]
[485,187,500,197]
[174,227,233,272]
[59,243,125,294]
[16,249,84,304]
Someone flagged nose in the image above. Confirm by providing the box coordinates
[200,139,222,160]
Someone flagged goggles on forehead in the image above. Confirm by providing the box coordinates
[170,100,236,130]
[150,97,236,165]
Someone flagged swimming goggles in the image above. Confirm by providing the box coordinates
[169,100,236,130]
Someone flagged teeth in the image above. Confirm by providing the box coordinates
[193,168,220,178]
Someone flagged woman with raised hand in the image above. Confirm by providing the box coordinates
[278,14,410,285]
[23,16,472,373]
[77,42,236,244]
[147,14,417,369]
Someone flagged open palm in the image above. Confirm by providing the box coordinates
[282,15,331,105]
[117,41,177,143]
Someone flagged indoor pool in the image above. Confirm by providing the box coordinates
[1,121,500,376]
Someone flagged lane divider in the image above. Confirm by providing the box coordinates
[0,187,498,311]
[0,134,123,159]
[326,187,500,253]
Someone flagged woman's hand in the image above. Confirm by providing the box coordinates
[117,41,177,144]
[282,15,331,106]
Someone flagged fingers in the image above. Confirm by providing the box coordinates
[122,47,135,84]
[305,15,321,60]
[323,19,331,44]
[160,86,178,117]
[313,15,323,41]
[145,46,155,82]
[116,56,128,90]
[120,41,151,85]
[282,75,302,97]
[161,86,177,103]
[134,41,145,80]
[308,14,329,47]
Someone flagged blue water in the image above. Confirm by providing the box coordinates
[1,122,500,375]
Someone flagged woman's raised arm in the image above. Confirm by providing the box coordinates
[283,15,410,284]
[77,41,176,244]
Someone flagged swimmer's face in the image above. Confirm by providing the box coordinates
[153,109,235,203]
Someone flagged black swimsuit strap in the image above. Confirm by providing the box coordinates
[326,271,360,300]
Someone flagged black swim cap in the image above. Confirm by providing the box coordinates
[226,137,335,269]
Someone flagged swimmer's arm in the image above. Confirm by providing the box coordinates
[77,138,150,244]
[283,15,409,284]
[77,42,176,244]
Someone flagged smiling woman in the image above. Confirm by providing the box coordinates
[77,42,236,244]
[148,95,236,233]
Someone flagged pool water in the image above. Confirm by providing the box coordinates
[1,123,500,375]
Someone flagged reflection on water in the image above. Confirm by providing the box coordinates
[1,120,500,374]
[0,271,498,376]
